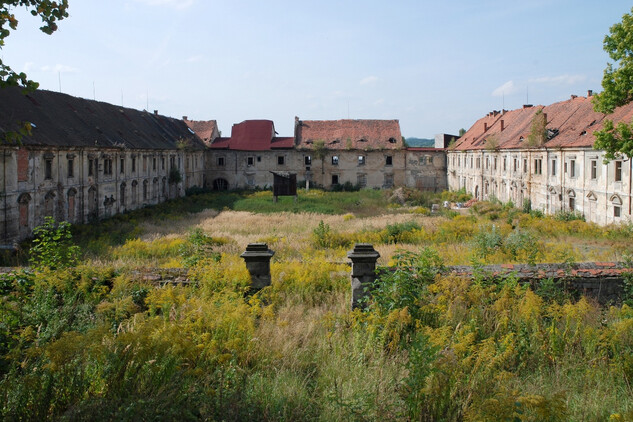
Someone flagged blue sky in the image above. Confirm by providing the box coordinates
[2,0,632,138]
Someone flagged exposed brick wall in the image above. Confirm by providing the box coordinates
[17,148,28,182]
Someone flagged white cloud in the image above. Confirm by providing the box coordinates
[134,0,194,9]
[41,64,79,73]
[360,76,378,85]
[492,80,517,97]
[529,74,586,85]
[186,55,204,63]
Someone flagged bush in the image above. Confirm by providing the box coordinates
[29,217,80,271]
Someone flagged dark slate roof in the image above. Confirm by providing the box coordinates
[0,87,206,150]
[452,94,633,151]
[209,120,293,150]
[296,118,402,150]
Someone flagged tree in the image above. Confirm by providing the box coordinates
[526,109,547,148]
[592,7,633,159]
[0,1,69,90]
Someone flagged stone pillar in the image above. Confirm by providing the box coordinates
[240,243,275,293]
[347,243,380,309]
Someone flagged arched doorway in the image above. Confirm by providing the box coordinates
[213,178,229,191]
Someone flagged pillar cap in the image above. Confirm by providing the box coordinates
[347,243,380,260]
[241,242,275,259]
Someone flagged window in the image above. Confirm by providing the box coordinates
[305,156,312,166]
[161,157,165,170]
[494,157,497,170]
[143,180,148,200]
[170,156,175,169]
[104,158,113,175]
[591,160,597,179]
[470,157,473,168]
[247,156,254,166]
[143,156,147,172]
[523,159,527,173]
[485,157,489,169]
[570,159,576,178]
[45,159,52,179]
[534,158,542,175]
[569,197,575,210]
[120,158,125,173]
[513,158,517,172]
[358,155,365,166]
[132,157,136,172]
[153,157,157,171]
[503,157,507,171]
[331,155,339,165]
[218,156,225,166]
[384,173,394,188]
[357,173,367,187]
[89,159,94,176]
[257,156,262,162]
[67,159,74,178]
[331,174,339,185]
[615,161,622,182]
[120,183,126,206]
[476,157,480,169]
[551,159,557,176]
[614,205,621,218]
[385,156,393,166]
[277,156,285,165]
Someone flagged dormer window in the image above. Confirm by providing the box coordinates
[388,138,397,144]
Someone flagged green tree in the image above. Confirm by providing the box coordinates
[593,7,633,159]
[0,1,69,90]
[526,109,547,147]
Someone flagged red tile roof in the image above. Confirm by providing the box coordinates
[296,118,402,150]
[209,120,292,151]
[452,94,633,151]
[183,119,218,147]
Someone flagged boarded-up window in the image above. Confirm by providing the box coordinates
[17,149,29,182]
[18,193,31,227]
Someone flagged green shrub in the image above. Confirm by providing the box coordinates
[30,217,80,271]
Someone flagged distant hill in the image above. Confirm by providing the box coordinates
[405,137,434,147]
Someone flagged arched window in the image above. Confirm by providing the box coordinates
[17,193,31,227]
[67,188,77,223]
[44,191,56,218]
[120,182,126,206]
[611,194,623,218]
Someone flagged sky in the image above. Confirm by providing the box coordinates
[2,0,632,138]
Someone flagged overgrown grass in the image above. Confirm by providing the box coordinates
[3,193,633,420]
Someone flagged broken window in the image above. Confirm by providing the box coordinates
[331,155,339,165]
[385,156,393,166]
[305,156,312,166]
[331,174,339,185]
[357,173,367,187]
[67,158,74,178]
[277,156,285,165]
[358,155,365,166]
[615,161,622,182]
[45,159,52,179]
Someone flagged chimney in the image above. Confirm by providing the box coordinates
[571,94,578,99]
[182,116,188,121]
[587,89,593,97]
[500,120,505,131]
[484,122,488,132]
[154,110,158,115]
[543,113,547,123]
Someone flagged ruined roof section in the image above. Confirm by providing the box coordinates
[183,119,219,147]
[296,118,402,150]
[0,87,206,150]
[209,120,293,151]
[451,94,633,151]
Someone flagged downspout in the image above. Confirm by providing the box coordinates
[629,158,633,217]
[3,150,7,242]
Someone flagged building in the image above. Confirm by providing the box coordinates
[447,91,633,225]
[0,87,207,244]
